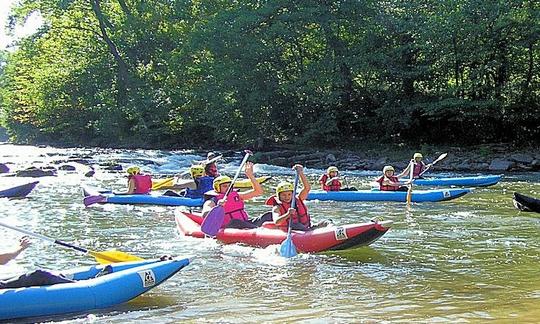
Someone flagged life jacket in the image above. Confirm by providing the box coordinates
[376,175,401,191]
[265,195,311,228]
[129,174,152,194]
[412,161,424,178]
[211,191,248,226]
[185,176,214,198]
[319,174,341,191]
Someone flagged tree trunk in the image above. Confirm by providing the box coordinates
[91,0,130,106]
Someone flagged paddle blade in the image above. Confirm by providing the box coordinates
[89,250,144,264]
[83,195,106,207]
[280,236,298,258]
[201,206,225,237]
[152,177,175,190]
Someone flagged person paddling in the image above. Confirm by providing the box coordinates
[397,153,432,179]
[1,237,74,289]
[318,166,342,191]
[126,166,152,194]
[266,164,329,231]
[375,166,409,191]
[201,162,264,229]
[181,165,214,199]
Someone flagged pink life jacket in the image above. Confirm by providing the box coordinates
[129,174,152,194]
[213,191,248,226]
[412,162,424,177]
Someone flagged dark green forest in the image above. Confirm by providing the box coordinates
[0,0,539,149]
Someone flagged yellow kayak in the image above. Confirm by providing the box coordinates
[152,176,272,190]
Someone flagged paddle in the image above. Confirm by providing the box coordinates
[152,154,223,190]
[406,160,414,207]
[419,153,448,177]
[200,150,253,237]
[279,169,299,258]
[0,221,143,264]
[83,194,107,207]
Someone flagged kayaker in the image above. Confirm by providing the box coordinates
[201,161,265,229]
[397,153,432,179]
[126,166,152,194]
[376,166,409,191]
[181,165,214,199]
[267,164,329,231]
[0,237,74,289]
[318,166,342,191]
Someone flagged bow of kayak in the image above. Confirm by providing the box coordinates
[0,181,39,198]
[0,258,190,321]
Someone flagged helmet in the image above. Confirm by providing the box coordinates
[327,166,339,174]
[207,152,218,160]
[126,166,141,175]
[276,181,294,195]
[213,175,232,192]
[413,153,423,159]
[383,165,395,173]
[190,165,205,178]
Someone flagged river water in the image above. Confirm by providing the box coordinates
[1,144,539,323]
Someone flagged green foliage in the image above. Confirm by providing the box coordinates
[0,0,538,148]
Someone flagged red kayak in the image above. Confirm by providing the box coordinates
[175,211,392,253]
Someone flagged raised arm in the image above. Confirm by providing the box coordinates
[0,236,31,265]
[238,162,264,201]
[295,164,311,201]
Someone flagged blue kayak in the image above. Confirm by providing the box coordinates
[409,175,501,187]
[82,185,203,207]
[307,188,471,202]
[0,181,39,198]
[0,258,189,320]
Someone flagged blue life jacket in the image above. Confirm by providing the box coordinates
[184,176,214,198]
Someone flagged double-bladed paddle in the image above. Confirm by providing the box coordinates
[83,194,107,207]
[151,154,223,190]
[0,221,143,264]
[419,153,448,177]
[279,169,299,258]
[200,150,253,237]
[406,160,414,208]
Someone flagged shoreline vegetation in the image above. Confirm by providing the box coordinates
[1,2,539,152]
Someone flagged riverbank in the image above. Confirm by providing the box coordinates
[251,143,540,173]
[0,142,539,176]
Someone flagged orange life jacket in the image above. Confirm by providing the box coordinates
[376,175,401,191]
[265,195,311,228]
[319,174,341,191]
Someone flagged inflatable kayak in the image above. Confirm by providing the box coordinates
[82,185,203,207]
[0,257,190,321]
[307,188,471,202]
[152,176,272,190]
[513,192,540,213]
[0,181,39,198]
[409,175,501,187]
[175,211,392,253]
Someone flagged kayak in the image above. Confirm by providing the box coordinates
[152,176,272,190]
[513,192,540,213]
[0,258,190,320]
[0,181,39,198]
[175,211,392,253]
[307,188,471,202]
[410,175,501,187]
[82,185,203,207]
